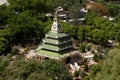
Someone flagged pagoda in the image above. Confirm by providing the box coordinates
[36,12,79,64]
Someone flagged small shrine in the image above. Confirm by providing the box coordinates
[36,12,80,64]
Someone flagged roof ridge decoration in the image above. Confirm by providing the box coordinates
[51,11,63,33]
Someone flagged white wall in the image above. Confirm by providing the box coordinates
[0,0,8,5]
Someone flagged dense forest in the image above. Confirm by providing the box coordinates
[0,0,120,80]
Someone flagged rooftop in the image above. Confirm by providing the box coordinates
[36,49,79,59]
[47,31,68,38]
[36,49,69,59]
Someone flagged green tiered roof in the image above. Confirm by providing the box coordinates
[42,44,59,51]
[36,12,73,59]
[36,49,70,59]
[44,36,72,45]
[47,31,69,38]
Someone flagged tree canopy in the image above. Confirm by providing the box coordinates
[0,58,72,80]
[95,48,120,80]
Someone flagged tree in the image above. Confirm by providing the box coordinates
[85,11,99,25]
[79,44,86,52]
[69,0,81,25]
[0,4,9,27]
[91,29,108,45]
[90,65,101,78]
[40,60,72,80]
[84,25,94,41]
[106,1,120,17]
[115,31,120,43]
[93,54,100,62]
[5,11,44,45]
[62,22,78,39]
[8,0,52,13]
[0,56,10,76]
[95,48,120,80]
[3,59,48,80]
[78,26,85,42]
[74,70,80,78]
[2,59,72,80]
[0,37,9,55]
[26,72,50,80]
[54,0,80,10]
[84,64,89,72]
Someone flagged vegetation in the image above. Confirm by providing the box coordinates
[0,58,72,80]
[0,0,119,54]
[0,0,120,79]
[95,48,120,80]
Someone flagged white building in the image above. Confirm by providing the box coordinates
[0,0,8,5]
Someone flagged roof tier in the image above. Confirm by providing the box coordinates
[43,37,72,45]
[46,31,69,39]
[41,42,73,52]
[36,49,71,59]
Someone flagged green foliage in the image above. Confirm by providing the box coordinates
[91,29,108,45]
[74,70,80,77]
[93,54,100,62]
[85,11,99,25]
[62,22,78,39]
[68,26,78,39]
[0,5,9,26]
[79,70,86,77]
[41,60,72,80]
[0,37,9,55]
[95,48,120,80]
[54,0,81,10]
[84,11,120,44]
[79,44,86,52]
[8,0,52,13]
[114,15,120,24]
[84,64,89,72]
[90,65,101,77]
[84,25,94,40]
[78,26,85,42]
[6,11,44,45]
[106,1,120,17]
[0,0,55,54]
[83,76,90,80]
[0,57,10,75]
[26,72,50,80]
[69,1,81,20]
[11,48,19,55]
[44,19,53,33]
[1,59,72,80]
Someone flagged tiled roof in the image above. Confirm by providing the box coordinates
[47,31,68,38]
[36,49,69,59]
[42,44,59,51]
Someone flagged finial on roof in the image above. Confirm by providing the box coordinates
[54,11,58,22]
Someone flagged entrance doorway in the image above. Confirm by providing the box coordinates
[66,57,71,64]
[45,57,49,60]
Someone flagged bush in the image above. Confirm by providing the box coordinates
[79,44,86,52]
[84,64,89,72]
[74,71,79,77]
[93,54,100,62]
[83,76,90,80]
